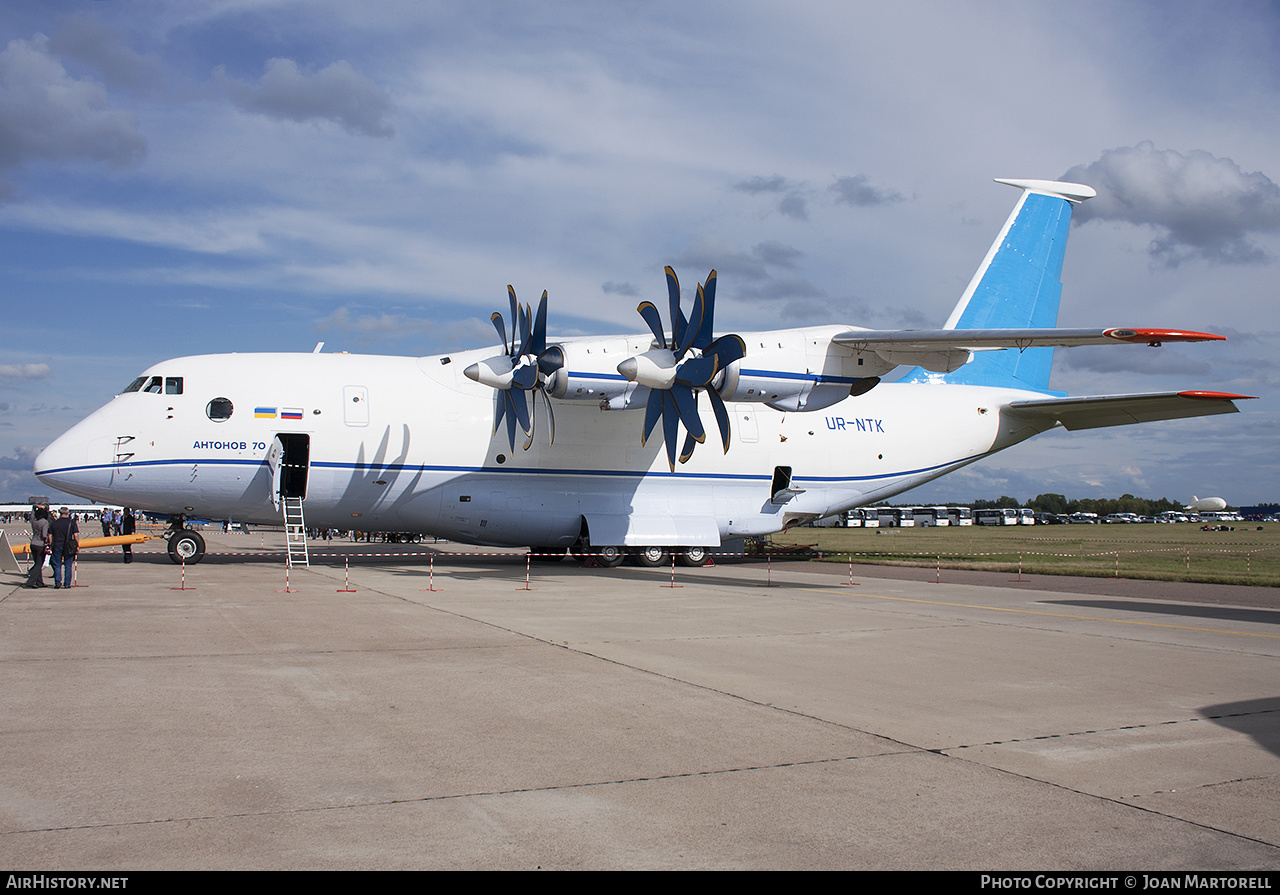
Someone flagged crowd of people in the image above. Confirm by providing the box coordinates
[20,504,138,588]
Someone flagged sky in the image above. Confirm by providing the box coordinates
[1,0,1278,507]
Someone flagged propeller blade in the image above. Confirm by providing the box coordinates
[539,388,556,446]
[674,354,716,388]
[695,270,717,349]
[670,385,705,444]
[676,284,703,357]
[704,334,747,373]
[679,431,699,464]
[506,286,519,355]
[492,390,507,435]
[510,386,532,436]
[523,397,535,451]
[538,344,564,378]
[662,391,679,472]
[531,291,548,356]
[641,388,663,446]
[516,302,533,357]
[503,394,518,451]
[707,387,732,454]
[665,266,687,350]
[491,311,508,351]
[637,301,667,348]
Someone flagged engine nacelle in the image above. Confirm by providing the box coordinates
[716,326,889,412]
[539,326,892,413]
[542,336,654,409]
[717,365,858,412]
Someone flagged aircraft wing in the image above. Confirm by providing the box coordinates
[1003,391,1254,431]
[832,327,1225,350]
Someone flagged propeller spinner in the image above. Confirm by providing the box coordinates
[464,287,563,451]
[617,267,746,470]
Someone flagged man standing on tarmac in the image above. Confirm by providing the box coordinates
[49,507,79,589]
[25,505,50,588]
[121,507,135,563]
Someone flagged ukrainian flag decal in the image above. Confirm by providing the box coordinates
[255,407,277,418]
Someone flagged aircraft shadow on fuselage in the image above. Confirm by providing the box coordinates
[334,423,427,520]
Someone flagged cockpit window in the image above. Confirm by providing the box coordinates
[124,375,183,395]
[206,398,234,422]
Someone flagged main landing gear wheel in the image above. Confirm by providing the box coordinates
[594,545,625,568]
[167,529,206,565]
[677,546,709,567]
[631,546,666,567]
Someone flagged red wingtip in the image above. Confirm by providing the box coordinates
[1176,391,1257,400]
[1104,328,1226,343]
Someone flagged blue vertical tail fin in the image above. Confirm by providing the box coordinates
[901,178,1095,393]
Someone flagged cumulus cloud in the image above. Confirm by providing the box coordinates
[0,34,146,197]
[732,175,791,195]
[602,281,639,297]
[734,172,904,220]
[220,58,394,137]
[48,15,162,91]
[0,363,50,379]
[732,174,808,220]
[0,445,41,471]
[1062,143,1280,267]
[752,240,804,269]
[829,174,904,207]
[668,238,822,305]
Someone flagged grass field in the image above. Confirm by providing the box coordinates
[768,521,1280,587]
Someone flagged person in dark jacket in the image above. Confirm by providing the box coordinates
[121,507,135,563]
[49,507,79,589]
[25,506,50,588]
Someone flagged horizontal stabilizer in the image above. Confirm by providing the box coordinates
[992,179,1097,203]
[1005,391,1254,431]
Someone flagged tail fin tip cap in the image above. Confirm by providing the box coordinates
[994,178,1097,203]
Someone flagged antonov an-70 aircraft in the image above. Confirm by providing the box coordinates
[34,178,1251,566]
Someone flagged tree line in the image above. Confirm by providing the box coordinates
[969,494,1196,517]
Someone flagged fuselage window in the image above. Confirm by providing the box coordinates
[143,376,163,394]
[123,377,148,393]
[165,377,183,395]
[206,398,234,422]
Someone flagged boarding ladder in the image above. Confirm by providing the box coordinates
[283,496,309,567]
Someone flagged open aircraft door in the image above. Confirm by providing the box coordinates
[267,437,284,511]
[268,434,310,510]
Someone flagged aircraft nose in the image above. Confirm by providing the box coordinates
[34,408,117,499]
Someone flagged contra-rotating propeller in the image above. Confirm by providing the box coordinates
[463,287,563,452]
[616,267,746,470]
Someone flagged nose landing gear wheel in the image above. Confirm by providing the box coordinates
[167,530,206,564]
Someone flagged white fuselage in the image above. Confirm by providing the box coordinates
[33,348,1044,548]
